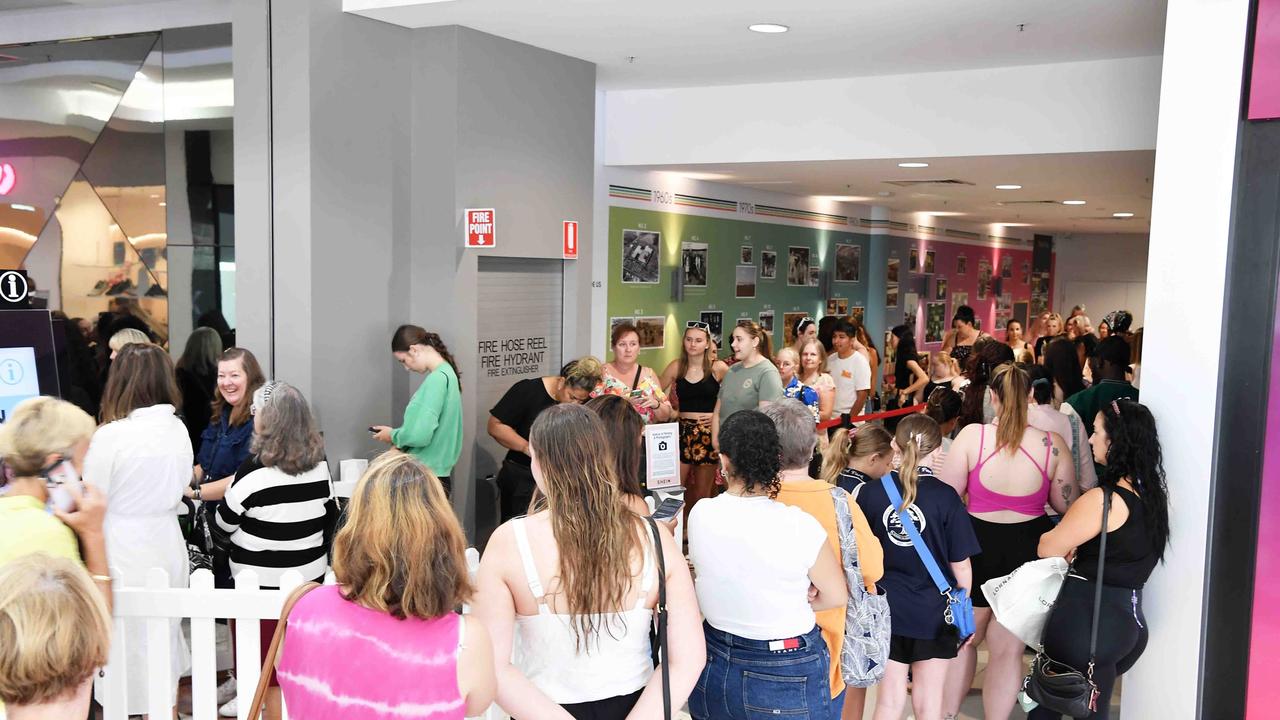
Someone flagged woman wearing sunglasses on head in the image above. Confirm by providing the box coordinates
[660,321,730,518]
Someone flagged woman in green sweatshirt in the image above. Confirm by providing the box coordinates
[372,325,463,497]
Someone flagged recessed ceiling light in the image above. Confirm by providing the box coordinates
[678,172,734,181]
[1113,212,1134,218]
[996,222,1032,227]
[877,191,894,197]
[898,162,929,168]
[816,195,873,202]
[749,23,789,33]
[1062,200,1087,205]
[995,184,1022,190]
[158,202,167,207]
[924,211,965,217]
[11,204,35,212]
[149,194,160,199]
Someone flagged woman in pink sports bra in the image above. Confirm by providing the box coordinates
[938,363,1078,720]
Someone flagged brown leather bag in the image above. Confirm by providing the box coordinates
[247,582,322,717]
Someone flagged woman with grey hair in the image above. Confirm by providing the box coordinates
[765,400,885,720]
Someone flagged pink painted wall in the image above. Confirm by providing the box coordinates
[1248,0,1280,120]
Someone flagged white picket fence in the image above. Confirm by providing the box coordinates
[101,547,485,720]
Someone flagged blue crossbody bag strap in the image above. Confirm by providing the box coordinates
[879,473,952,594]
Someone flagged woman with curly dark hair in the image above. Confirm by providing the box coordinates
[1033,399,1168,720]
[688,410,847,720]
[958,338,1015,429]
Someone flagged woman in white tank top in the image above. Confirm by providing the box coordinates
[472,404,705,720]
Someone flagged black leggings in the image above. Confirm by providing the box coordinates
[497,459,537,522]
[1028,577,1149,720]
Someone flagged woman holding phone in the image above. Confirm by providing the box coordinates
[598,323,674,423]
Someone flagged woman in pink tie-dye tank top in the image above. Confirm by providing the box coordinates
[277,452,495,719]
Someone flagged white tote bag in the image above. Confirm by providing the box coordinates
[981,556,1069,648]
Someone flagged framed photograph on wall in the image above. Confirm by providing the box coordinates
[787,246,811,286]
[935,277,948,301]
[1021,261,1030,285]
[835,243,861,282]
[925,302,947,343]
[909,247,919,272]
[837,299,850,316]
[699,311,724,347]
[1001,255,1014,279]
[808,265,821,287]
[904,292,920,331]
[758,309,774,334]
[740,245,754,265]
[952,291,969,308]
[760,250,777,279]
[957,255,967,275]
[850,305,863,324]
[621,229,661,284]
[610,316,635,337]
[924,250,936,274]
[886,284,899,308]
[635,316,666,349]
[735,265,757,298]
[681,241,708,287]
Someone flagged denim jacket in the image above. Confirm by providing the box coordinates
[196,407,254,481]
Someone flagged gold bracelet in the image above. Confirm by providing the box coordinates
[90,574,112,583]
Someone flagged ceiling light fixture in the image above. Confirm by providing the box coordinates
[898,162,929,168]
[924,211,965,217]
[1062,200,1087,205]
[816,195,873,203]
[158,202,167,207]
[11,203,34,212]
[995,184,1022,190]
[1113,212,1134,218]
[748,23,789,33]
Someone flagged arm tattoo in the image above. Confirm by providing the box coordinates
[1058,477,1075,505]
[1052,446,1060,457]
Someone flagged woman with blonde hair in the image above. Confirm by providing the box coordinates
[474,404,704,719]
[0,555,112,718]
[87,343,192,716]
[659,321,729,517]
[855,415,980,720]
[799,339,837,430]
[108,327,151,359]
[276,452,495,719]
[821,423,896,495]
[939,363,1077,719]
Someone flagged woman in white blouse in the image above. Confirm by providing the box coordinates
[85,343,194,716]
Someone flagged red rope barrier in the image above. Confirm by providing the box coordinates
[815,403,927,430]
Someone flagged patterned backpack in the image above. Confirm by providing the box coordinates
[829,486,892,687]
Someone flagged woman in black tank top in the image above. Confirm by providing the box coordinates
[660,323,729,521]
[1029,399,1169,720]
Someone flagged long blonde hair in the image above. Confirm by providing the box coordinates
[894,415,942,511]
[821,424,893,486]
[989,362,1030,454]
[529,404,641,649]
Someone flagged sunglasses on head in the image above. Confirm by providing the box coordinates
[686,321,710,331]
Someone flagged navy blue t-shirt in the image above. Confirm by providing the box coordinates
[856,468,981,640]
[836,468,874,495]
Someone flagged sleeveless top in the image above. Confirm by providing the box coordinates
[1074,486,1159,589]
[277,585,466,720]
[677,372,720,414]
[966,424,1052,516]
[513,518,657,704]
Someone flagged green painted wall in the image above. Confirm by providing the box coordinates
[607,206,871,369]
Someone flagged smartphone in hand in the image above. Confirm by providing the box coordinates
[651,497,685,521]
[45,460,83,513]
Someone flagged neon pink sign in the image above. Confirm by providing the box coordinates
[0,163,14,196]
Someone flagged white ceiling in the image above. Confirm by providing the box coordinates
[0,0,174,10]
[346,0,1168,90]
[638,151,1156,234]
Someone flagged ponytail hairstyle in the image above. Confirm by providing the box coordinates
[821,424,893,486]
[959,338,1014,429]
[391,324,463,390]
[1098,399,1170,561]
[893,414,942,511]
[989,362,1030,453]
[924,386,962,426]
[1025,363,1055,406]
[735,319,773,360]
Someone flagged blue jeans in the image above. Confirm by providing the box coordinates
[690,622,833,720]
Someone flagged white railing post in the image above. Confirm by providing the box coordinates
[145,567,174,719]
[100,565,128,720]
[232,570,261,720]
[189,569,218,720]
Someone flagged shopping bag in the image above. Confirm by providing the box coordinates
[982,556,1069,647]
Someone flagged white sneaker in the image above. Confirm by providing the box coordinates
[216,673,237,705]
[218,697,237,718]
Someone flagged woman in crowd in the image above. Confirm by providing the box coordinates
[85,343,192,716]
[856,414,981,720]
[1043,337,1087,406]
[372,325,463,496]
[488,356,603,522]
[1034,312,1065,363]
[923,351,962,401]
[712,320,785,448]
[942,305,987,368]
[474,404,703,720]
[175,326,223,451]
[940,364,1076,720]
[792,316,818,355]
[925,387,964,471]
[800,339,838,452]
[856,323,882,410]
[0,398,110,599]
[777,347,821,423]
[890,324,929,407]
[817,315,839,354]
[599,323,674,424]
[0,555,112,720]
[585,394,654,516]
[277,452,496,719]
[1005,319,1034,363]
[1030,399,1168,720]
[1027,363,1096,494]
[189,347,266,591]
[1097,318,1111,340]
[958,339,1015,429]
[108,327,151,359]
[821,423,895,495]
[1042,338,1096,491]
[766,400,885,720]
[688,410,847,720]
[660,322,728,519]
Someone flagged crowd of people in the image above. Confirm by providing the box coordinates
[0,304,1164,720]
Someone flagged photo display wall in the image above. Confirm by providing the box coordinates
[609,206,870,369]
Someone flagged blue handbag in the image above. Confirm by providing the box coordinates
[880,473,976,640]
